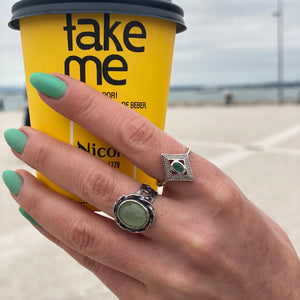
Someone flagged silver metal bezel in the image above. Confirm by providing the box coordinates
[114,194,155,233]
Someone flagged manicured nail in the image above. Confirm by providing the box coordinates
[19,207,41,228]
[2,170,23,196]
[4,128,28,154]
[30,72,67,99]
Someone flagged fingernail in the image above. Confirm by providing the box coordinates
[30,72,67,99]
[2,170,23,196]
[4,128,28,154]
[19,207,41,227]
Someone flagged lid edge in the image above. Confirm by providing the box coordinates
[9,1,186,33]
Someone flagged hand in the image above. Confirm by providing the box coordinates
[3,74,300,300]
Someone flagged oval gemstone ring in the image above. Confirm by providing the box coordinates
[113,184,157,233]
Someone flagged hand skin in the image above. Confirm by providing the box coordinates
[5,74,300,299]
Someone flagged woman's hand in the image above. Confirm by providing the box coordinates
[3,74,300,299]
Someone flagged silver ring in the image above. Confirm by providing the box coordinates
[156,146,194,186]
[113,184,157,233]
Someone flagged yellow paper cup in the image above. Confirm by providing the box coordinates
[9,0,186,210]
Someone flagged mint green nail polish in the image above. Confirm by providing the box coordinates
[2,170,23,196]
[30,72,67,99]
[19,207,41,227]
[4,128,27,154]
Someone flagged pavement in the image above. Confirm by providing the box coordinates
[0,104,299,299]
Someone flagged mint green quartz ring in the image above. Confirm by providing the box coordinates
[114,184,157,233]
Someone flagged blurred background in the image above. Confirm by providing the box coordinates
[0,0,299,299]
[1,0,300,108]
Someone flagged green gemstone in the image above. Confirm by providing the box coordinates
[118,201,148,229]
[172,162,185,174]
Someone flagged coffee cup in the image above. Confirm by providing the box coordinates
[9,0,186,210]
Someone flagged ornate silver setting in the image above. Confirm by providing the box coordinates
[113,184,157,233]
[157,146,194,186]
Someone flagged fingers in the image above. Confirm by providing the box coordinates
[7,127,195,243]
[8,170,202,296]
[15,126,140,214]
[33,73,188,183]
[37,227,147,299]
[8,169,166,282]
[29,73,224,195]
[5,125,234,248]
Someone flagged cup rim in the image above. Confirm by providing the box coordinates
[9,0,186,33]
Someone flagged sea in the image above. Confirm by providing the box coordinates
[1,85,300,112]
[168,86,300,105]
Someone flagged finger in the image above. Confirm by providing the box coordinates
[7,169,185,283]
[32,73,218,187]
[15,126,140,214]
[36,227,147,298]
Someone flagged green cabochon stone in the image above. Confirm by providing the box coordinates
[172,162,185,174]
[119,201,148,229]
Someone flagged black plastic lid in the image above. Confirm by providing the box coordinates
[9,0,186,33]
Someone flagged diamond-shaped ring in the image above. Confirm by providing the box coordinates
[156,146,194,186]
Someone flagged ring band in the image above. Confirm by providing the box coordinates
[156,146,194,186]
[114,184,157,233]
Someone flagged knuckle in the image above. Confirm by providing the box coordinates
[182,233,213,260]
[23,186,43,216]
[68,219,97,252]
[73,91,97,122]
[209,175,243,216]
[35,144,49,170]
[154,268,205,299]
[80,167,114,204]
[178,226,220,265]
[81,256,100,274]
[119,116,158,153]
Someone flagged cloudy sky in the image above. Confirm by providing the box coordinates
[1,0,299,87]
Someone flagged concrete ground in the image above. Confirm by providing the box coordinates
[1,104,299,299]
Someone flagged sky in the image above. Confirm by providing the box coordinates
[0,0,300,87]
